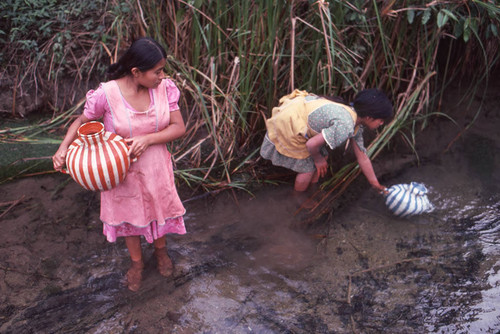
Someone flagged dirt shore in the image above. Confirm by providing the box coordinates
[0,80,498,333]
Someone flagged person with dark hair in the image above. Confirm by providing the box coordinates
[260,88,393,194]
[52,37,186,292]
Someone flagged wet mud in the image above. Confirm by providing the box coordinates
[1,83,499,333]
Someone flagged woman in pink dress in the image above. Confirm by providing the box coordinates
[53,37,186,291]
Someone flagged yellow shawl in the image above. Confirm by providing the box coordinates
[266,89,357,159]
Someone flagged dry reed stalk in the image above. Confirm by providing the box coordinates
[349,254,439,278]
[20,170,58,177]
[317,1,333,90]
[290,17,296,91]
[3,0,498,194]
[0,195,26,220]
[100,42,113,62]
[136,0,148,31]
[11,66,20,117]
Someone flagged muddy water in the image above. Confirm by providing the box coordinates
[1,92,499,332]
[1,129,498,334]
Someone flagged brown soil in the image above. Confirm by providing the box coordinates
[0,80,498,333]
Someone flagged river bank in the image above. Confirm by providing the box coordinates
[0,81,499,333]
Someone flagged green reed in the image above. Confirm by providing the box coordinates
[2,0,499,207]
[160,0,499,212]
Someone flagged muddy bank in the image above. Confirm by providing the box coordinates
[0,162,498,333]
[0,81,499,333]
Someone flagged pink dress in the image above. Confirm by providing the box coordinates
[83,78,186,243]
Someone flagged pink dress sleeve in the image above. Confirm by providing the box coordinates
[83,84,115,131]
[83,84,107,119]
[165,79,180,112]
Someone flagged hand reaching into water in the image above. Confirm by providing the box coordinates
[371,182,388,195]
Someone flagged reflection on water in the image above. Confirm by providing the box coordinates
[1,127,498,333]
[426,195,500,333]
[169,130,500,333]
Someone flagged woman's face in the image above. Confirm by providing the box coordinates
[135,58,166,88]
[363,117,385,130]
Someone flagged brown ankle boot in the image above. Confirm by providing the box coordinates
[154,248,173,277]
[126,259,144,292]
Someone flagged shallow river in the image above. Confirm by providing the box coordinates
[0,90,499,333]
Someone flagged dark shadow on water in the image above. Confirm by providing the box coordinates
[1,90,499,333]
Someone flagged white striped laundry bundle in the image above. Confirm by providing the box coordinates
[384,182,434,217]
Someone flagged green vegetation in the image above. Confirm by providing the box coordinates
[1,0,499,214]
[0,0,132,111]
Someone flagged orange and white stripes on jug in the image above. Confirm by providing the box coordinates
[65,122,131,191]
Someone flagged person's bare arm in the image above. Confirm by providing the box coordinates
[52,114,91,171]
[352,140,386,193]
[305,133,328,178]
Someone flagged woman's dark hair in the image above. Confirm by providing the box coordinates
[322,88,392,120]
[353,88,393,119]
[107,37,167,80]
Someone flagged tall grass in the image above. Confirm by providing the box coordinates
[141,1,499,194]
[2,0,499,213]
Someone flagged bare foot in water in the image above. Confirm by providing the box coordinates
[292,189,319,210]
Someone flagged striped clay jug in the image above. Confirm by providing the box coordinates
[384,182,434,217]
[62,121,132,191]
